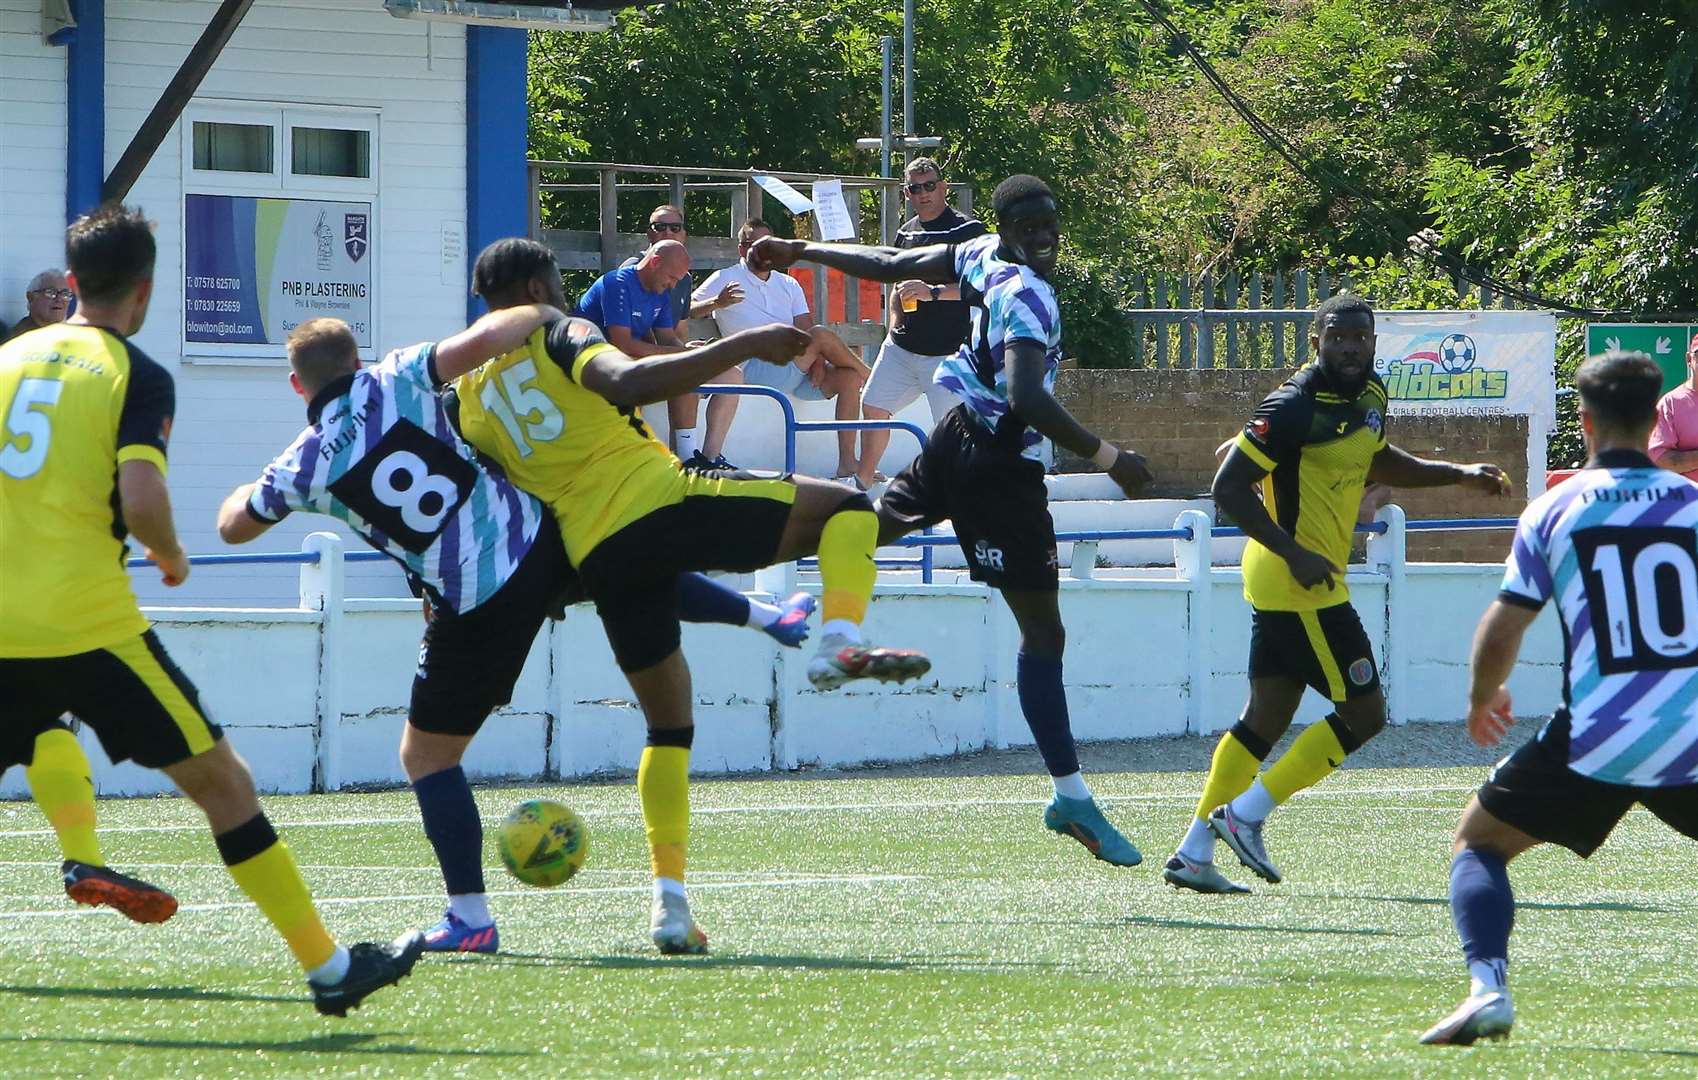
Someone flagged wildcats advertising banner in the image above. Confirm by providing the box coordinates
[1374,310,1557,491]
[1373,311,1556,427]
[184,193,372,349]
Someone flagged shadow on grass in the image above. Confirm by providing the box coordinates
[460,950,1072,974]
[0,1032,525,1057]
[0,984,299,1005]
[1126,915,1396,937]
[1578,1046,1698,1060]
[1357,895,1665,914]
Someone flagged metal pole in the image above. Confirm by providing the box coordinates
[880,36,893,241]
[902,0,914,140]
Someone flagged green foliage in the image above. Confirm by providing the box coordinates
[527,0,1698,440]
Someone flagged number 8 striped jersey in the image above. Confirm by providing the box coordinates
[1500,449,1698,786]
[246,342,544,614]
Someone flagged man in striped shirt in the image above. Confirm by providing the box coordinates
[1421,350,1698,1046]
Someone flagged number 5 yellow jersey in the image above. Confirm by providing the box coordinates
[453,316,690,565]
[0,325,174,657]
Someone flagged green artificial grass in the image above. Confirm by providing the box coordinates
[1,766,1693,1078]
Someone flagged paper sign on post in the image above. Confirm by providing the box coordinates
[811,180,857,241]
[752,174,815,214]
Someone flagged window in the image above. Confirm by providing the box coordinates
[182,102,381,366]
[292,126,371,179]
[193,122,274,173]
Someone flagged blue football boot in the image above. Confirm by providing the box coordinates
[420,910,499,954]
[1043,794,1143,866]
[762,592,817,648]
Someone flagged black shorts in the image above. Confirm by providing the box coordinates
[1478,711,1698,858]
[576,472,795,672]
[0,630,223,770]
[411,514,575,735]
[881,406,1059,591]
[1248,603,1381,702]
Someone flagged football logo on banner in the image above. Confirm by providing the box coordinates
[344,214,369,263]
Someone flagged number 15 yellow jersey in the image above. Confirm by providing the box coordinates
[453,316,690,565]
[0,324,174,657]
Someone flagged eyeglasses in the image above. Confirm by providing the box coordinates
[29,288,73,301]
[649,221,686,233]
[905,179,941,195]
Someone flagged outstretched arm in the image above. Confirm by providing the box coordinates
[217,483,273,545]
[433,304,567,384]
[1369,444,1512,495]
[748,236,956,286]
[1005,341,1152,497]
[577,324,813,407]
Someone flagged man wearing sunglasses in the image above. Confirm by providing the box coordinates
[621,205,747,472]
[4,269,73,343]
[855,159,986,491]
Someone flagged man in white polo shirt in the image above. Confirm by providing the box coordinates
[693,219,871,482]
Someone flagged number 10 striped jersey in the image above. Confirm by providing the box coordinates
[1500,449,1698,786]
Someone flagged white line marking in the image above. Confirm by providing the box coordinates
[0,785,1481,840]
[0,873,919,920]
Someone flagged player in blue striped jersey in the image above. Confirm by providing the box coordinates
[217,307,816,956]
[751,175,1160,868]
[1421,351,1698,1046]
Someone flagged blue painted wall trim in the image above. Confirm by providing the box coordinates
[65,0,105,221]
[465,26,529,322]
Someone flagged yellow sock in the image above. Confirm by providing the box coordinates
[1261,717,1350,805]
[220,817,336,971]
[27,727,102,866]
[1194,728,1266,821]
[638,744,691,882]
[817,507,878,626]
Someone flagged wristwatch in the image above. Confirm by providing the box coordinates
[929,285,942,302]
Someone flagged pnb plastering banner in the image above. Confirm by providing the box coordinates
[184,193,372,350]
[1373,311,1556,426]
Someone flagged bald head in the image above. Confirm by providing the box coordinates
[637,239,691,293]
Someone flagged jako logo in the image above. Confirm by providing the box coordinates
[1375,332,1508,402]
[972,541,1005,570]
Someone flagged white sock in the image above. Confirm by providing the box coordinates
[1469,959,1508,997]
[820,618,862,645]
[1229,779,1277,824]
[1178,816,1216,863]
[306,945,352,986]
[448,892,492,929]
[675,428,698,460]
[1051,772,1091,800]
[653,876,687,900]
[745,597,782,629]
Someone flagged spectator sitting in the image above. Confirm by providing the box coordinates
[1649,335,1698,481]
[621,204,746,471]
[691,219,872,485]
[580,238,738,472]
[4,269,72,343]
[858,158,986,489]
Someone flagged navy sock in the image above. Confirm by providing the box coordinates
[676,573,750,626]
[413,765,485,896]
[1451,848,1514,968]
[1015,651,1080,778]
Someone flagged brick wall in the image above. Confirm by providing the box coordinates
[1053,367,1528,563]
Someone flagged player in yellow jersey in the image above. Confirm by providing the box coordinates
[455,237,932,953]
[0,204,422,1014]
[1165,295,1513,893]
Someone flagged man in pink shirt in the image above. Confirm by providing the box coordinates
[1648,335,1698,479]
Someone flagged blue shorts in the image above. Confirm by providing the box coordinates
[742,358,826,402]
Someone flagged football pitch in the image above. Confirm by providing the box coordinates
[2,750,1695,1078]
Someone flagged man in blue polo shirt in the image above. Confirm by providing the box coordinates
[580,240,743,470]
